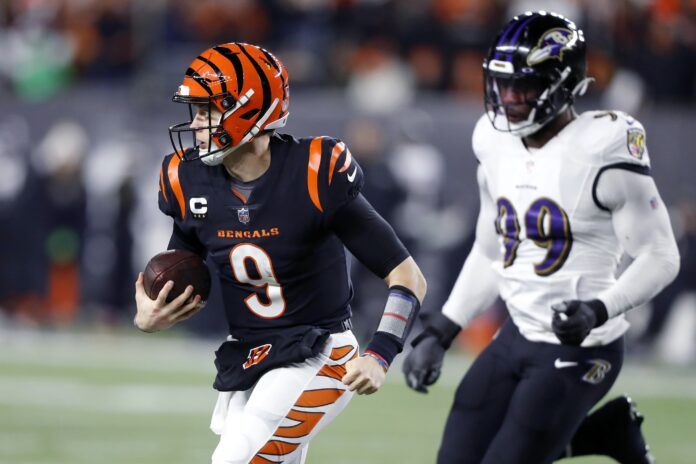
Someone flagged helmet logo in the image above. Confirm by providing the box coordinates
[527,28,575,66]
[200,70,233,84]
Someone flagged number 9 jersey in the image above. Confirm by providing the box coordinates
[473,111,651,346]
[157,133,364,333]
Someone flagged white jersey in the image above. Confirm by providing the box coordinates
[473,110,651,346]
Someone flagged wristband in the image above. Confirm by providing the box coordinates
[363,351,389,372]
[365,285,421,364]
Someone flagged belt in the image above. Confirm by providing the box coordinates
[327,318,352,334]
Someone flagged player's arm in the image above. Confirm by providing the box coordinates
[598,170,680,313]
[404,165,501,392]
[168,222,207,257]
[327,193,426,395]
[133,156,206,332]
[552,168,680,345]
[133,223,207,333]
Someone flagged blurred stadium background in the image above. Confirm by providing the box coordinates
[0,0,694,463]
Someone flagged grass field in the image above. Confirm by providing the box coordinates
[1,328,695,464]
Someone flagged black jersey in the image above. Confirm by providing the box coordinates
[157,133,364,334]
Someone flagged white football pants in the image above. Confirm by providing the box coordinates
[210,330,358,464]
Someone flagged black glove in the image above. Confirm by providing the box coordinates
[551,299,609,346]
[403,336,445,393]
[403,312,461,394]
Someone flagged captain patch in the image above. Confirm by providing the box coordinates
[626,128,646,159]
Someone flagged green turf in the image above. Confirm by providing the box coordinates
[1,330,694,463]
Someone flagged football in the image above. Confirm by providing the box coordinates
[143,249,211,303]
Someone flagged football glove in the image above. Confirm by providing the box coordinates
[551,299,609,346]
[403,312,461,394]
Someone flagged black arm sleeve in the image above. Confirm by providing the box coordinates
[167,222,207,258]
[329,194,410,278]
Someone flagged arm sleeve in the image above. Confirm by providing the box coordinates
[595,168,680,317]
[441,165,501,328]
[167,222,207,258]
[329,194,410,279]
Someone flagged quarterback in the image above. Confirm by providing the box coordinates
[403,11,679,464]
[133,42,426,464]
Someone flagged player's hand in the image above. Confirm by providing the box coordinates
[134,272,205,332]
[551,299,609,346]
[342,355,387,395]
[402,333,445,394]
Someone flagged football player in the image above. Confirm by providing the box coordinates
[133,42,426,464]
[403,11,679,464]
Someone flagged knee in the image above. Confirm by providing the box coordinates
[212,432,253,464]
[212,412,278,464]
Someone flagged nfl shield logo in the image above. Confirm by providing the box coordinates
[237,207,250,224]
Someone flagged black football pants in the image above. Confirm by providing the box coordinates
[438,319,623,464]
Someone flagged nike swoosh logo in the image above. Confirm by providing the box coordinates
[554,358,578,369]
[347,166,357,182]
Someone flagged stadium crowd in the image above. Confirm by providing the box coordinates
[0,0,694,361]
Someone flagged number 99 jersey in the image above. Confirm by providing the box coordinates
[157,133,364,334]
[473,111,651,346]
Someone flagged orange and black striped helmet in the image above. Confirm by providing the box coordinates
[169,42,290,165]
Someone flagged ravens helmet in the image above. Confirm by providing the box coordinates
[483,11,590,137]
[169,42,290,166]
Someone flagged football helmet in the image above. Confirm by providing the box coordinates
[483,11,590,137]
[169,42,290,165]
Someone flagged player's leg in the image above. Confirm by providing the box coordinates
[436,320,521,464]
[560,395,655,463]
[250,331,358,463]
[210,330,358,464]
[480,336,624,464]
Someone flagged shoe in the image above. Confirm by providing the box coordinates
[590,395,656,464]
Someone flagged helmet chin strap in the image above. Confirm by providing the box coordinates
[572,77,594,97]
[200,143,241,166]
[200,97,281,167]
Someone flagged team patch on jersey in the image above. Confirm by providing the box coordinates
[527,28,574,66]
[626,127,646,159]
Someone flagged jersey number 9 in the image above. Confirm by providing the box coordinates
[230,243,286,318]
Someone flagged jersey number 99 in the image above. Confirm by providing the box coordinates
[495,197,573,276]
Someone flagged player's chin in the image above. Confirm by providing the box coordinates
[505,111,529,123]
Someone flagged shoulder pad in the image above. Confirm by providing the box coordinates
[575,111,650,168]
[158,152,187,219]
[471,114,496,164]
[306,136,363,214]
[601,111,649,168]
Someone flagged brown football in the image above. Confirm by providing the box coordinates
[143,249,211,303]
